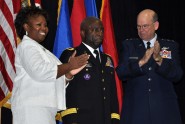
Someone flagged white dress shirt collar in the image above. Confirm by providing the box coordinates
[143,33,157,48]
[82,42,100,58]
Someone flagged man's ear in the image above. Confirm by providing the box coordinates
[154,21,159,30]
[80,30,85,39]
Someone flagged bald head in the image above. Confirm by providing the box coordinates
[80,17,103,31]
[137,9,159,41]
[137,9,158,23]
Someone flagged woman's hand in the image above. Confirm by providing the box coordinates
[68,51,89,70]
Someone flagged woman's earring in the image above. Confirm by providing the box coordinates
[26,31,28,35]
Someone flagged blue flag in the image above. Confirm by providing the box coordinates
[54,1,72,122]
[84,0,98,17]
[56,120,62,124]
[53,0,73,58]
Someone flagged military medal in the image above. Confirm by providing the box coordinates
[84,73,91,80]
[160,47,171,59]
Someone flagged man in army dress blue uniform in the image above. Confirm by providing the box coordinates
[60,17,120,124]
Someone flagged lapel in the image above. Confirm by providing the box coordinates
[157,38,163,48]
[77,43,101,66]
[100,51,106,66]
[148,37,162,65]
[135,39,156,65]
[135,39,146,59]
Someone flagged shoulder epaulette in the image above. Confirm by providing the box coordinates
[66,47,75,50]
[104,53,114,60]
[161,38,175,42]
[104,53,112,57]
[125,38,139,41]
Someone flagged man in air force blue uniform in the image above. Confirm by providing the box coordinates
[116,9,183,124]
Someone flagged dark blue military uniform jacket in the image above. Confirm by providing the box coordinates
[116,38,183,124]
[60,43,120,124]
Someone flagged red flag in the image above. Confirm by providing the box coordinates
[28,0,41,8]
[13,0,21,13]
[100,0,123,113]
[70,0,86,47]
[0,0,21,106]
[34,0,41,7]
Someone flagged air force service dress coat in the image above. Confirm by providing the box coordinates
[60,43,120,124]
[116,38,183,124]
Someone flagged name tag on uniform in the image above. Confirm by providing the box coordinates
[86,63,92,67]
[129,57,138,59]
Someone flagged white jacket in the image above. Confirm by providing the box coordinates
[11,35,66,110]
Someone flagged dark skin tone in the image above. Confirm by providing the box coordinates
[24,15,49,43]
[81,19,104,49]
[23,15,89,79]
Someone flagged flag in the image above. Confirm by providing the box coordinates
[34,0,41,7]
[53,0,73,58]
[100,0,123,113]
[84,0,98,17]
[70,0,86,47]
[28,0,41,8]
[52,0,69,123]
[0,0,21,107]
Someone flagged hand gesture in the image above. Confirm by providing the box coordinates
[153,41,163,64]
[68,50,89,70]
[139,47,154,67]
[69,64,87,76]
[153,41,161,59]
[57,51,89,79]
[65,51,89,79]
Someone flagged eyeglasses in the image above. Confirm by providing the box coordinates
[137,23,154,30]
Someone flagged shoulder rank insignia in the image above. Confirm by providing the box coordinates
[86,62,92,67]
[161,47,169,50]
